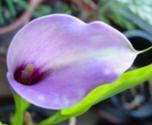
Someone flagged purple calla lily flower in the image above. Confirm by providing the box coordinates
[7,14,138,109]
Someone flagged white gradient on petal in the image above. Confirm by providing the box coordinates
[104,69,112,76]
[37,95,45,102]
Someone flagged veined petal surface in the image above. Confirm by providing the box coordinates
[7,14,137,109]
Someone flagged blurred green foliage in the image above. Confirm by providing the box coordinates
[0,0,71,27]
[33,5,52,18]
[98,0,152,30]
[0,0,152,30]
[0,0,27,26]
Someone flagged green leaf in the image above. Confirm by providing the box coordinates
[38,64,152,125]
[6,0,16,17]
[12,92,30,125]
[33,5,52,18]
[0,1,5,25]
[0,121,7,125]
[0,121,2,125]
[98,0,137,30]
[14,0,28,10]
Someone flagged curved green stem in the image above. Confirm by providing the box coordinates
[12,93,30,125]
[140,46,152,53]
[38,64,152,125]
[38,112,68,125]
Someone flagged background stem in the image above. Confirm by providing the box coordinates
[69,117,76,125]
[12,93,30,125]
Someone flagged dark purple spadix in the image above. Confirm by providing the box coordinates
[7,14,138,109]
[14,64,45,85]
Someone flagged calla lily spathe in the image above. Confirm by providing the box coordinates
[7,14,137,109]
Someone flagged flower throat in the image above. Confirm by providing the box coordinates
[14,64,44,85]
